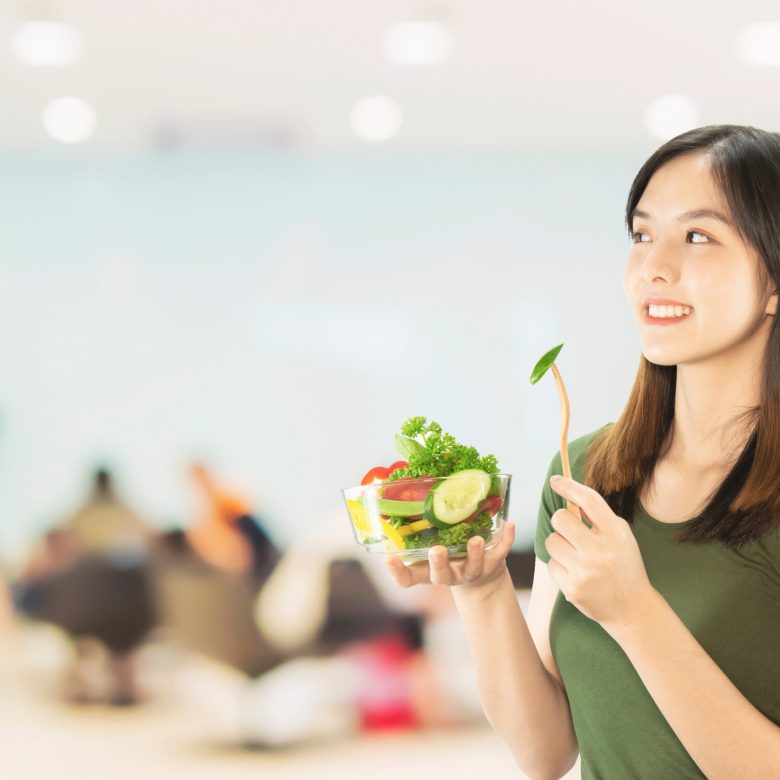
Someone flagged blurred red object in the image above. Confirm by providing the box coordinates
[347,634,419,731]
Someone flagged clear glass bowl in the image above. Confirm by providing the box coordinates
[341,473,511,562]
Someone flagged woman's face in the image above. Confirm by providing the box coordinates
[623,152,777,367]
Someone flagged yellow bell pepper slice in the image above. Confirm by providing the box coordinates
[397,519,432,536]
[347,499,371,541]
[379,517,406,550]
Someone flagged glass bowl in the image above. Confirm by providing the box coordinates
[341,473,511,562]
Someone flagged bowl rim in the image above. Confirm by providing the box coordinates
[340,471,511,494]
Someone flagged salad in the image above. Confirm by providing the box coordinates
[343,417,510,559]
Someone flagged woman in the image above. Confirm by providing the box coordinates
[385,124,780,779]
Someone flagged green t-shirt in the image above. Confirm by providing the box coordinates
[534,423,780,779]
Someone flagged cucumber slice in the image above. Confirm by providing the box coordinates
[431,469,492,526]
[423,491,447,529]
[375,498,426,517]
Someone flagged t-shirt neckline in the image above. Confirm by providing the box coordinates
[635,497,697,529]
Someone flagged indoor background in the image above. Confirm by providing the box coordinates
[0,1,777,778]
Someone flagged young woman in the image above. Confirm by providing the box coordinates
[385,124,780,779]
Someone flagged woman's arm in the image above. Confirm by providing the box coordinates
[452,569,579,780]
[386,526,578,779]
[606,588,780,780]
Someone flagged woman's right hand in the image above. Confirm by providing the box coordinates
[384,521,516,592]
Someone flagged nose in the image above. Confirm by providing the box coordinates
[638,240,681,285]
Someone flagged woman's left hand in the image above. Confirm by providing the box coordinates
[546,475,657,636]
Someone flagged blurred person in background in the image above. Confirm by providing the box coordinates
[63,468,151,558]
[186,460,280,582]
[15,467,157,706]
[143,461,286,713]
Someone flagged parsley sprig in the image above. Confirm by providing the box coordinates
[387,416,499,480]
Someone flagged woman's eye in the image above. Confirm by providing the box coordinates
[630,229,711,244]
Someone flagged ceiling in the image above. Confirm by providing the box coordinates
[1,0,779,153]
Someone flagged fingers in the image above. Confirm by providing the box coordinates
[544,530,577,570]
[462,535,486,582]
[465,522,514,580]
[480,520,515,561]
[428,545,456,585]
[496,521,516,556]
[385,522,517,589]
[384,556,430,588]
[551,509,591,545]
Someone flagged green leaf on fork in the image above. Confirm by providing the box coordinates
[529,343,564,385]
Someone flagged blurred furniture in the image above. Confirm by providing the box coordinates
[149,534,422,680]
[506,549,535,590]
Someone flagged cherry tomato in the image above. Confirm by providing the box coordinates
[361,466,392,485]
[464,496,504,523]
[382,476,436,502]
[388,460,409,474]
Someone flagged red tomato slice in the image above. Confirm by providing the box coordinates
[382,476,435,502]
[464,496,504,523]
[361,466,392,485]
[388,460,409,474]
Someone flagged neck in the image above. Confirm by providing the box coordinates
[665,334,765,472]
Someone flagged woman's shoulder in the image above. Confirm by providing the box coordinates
[545,421,615,478]
[752,519,780,573]
[572,421,615,456]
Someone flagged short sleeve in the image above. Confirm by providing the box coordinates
[534,449,566,563]
[533,424,614,563]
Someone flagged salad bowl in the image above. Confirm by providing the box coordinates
[342,471,511,562]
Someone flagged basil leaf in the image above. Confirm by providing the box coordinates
[395,434,426,459]
[529,342,564,385]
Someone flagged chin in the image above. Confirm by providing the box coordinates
[641,349,680,367]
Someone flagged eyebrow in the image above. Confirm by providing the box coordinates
[630,208,733,227]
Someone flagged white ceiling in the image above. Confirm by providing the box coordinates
[1,0,779,153]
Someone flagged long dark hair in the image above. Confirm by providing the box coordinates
[583,124,780,547]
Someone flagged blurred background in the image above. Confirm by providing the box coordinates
[1,1,778,777]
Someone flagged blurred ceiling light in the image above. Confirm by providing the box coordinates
[383,20,453,65]
[42,97,96,143]
[644,94,700,141]
[735,21,780,66]
[12,20,83,67]
[349,96,403,142]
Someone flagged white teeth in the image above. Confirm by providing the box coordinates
[648,304,691,318]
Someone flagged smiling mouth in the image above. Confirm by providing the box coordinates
[643,306,693,323]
